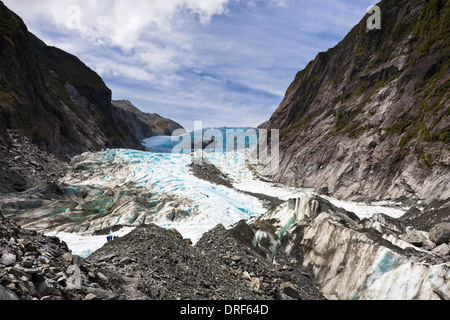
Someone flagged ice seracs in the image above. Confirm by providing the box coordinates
[245,193,449,300]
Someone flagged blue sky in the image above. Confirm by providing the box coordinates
[5,0,376,130]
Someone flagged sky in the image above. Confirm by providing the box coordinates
[4,0,376,130]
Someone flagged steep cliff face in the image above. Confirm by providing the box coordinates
[0,3,49,148]
[262,0,449,204]
[0,2,186,192]
[0,2,180,159]
[0,2,127,156]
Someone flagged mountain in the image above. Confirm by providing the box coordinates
[261,0,449,205]
[0,1,183,157]
[0,2,125,155]
[0,1,183,192]
[111,100,185,139]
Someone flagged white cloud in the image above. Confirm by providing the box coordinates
[4,0,233,80]
[3,0,376,129]
[5,0,230,50]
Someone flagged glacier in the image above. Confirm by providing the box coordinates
[50,148,309,248]
[2,144,448,300]
[9,146,404,255]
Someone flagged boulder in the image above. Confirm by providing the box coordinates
[7,267,33,281]
[84,293,99,300]
[86,288,118,300]
[242,271,251,281]
[66,265,82,290]
[37,279,58,296]
[422,240,436,251]
[432,244,450,258]
[282,283,301,300]
[429,223,450,246]
[167,228,183,239]
[250,277,261,292]
[61,253,73,265]
[20,257,35,268]
[0,285,19,300]
[72,255,82,266]
[400,230,428,247]
[0,253,16,266]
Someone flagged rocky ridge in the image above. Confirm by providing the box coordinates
[0,208,324,300]
[261,0,449,205]
[85,223,324,300]
[0,1,138,157]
